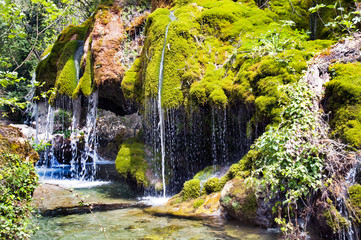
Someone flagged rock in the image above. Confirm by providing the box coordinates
[220,178,273,228]
[146,192,221,219]
[0,125,39,163]
[97,110,141,160]
[9,124,37,140]
[33,183,149,216]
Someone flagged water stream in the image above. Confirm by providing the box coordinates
[157,11,176,198]
[32,182,281,240]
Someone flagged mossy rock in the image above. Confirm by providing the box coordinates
[182,179,201,201]
[55,40,83,97]
[203,177,221,194]
[220,178,259,224]
[325,63,361,148]
[323,199,350,233]
[36,20,92,97]
[74,43,94,98]
[115,138,149,188]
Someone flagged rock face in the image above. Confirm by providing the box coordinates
[97,110,141,160]
[220,178,273,228]
[35,2,148,115]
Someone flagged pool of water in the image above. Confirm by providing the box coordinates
[32,182,281,240]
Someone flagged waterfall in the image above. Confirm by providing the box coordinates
[74,43,84,83]
[157,11,176,198]
[79,90,99,180]
[70,97,81,178]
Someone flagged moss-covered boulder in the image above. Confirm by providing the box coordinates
[35,2,148,115]
[220,178,272,228]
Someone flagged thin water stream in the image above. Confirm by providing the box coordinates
[158,11,176,198]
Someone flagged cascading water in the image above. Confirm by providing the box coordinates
[157,11,176,198]
[79,90,99,180]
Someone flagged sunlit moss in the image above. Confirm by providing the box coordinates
[325,63,361,148]
[115,138,149,187]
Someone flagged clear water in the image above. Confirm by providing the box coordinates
[32,182,281,240]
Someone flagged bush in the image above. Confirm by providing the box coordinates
[0,153,38,239]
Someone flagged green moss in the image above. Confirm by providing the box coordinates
[324,202,349,233]
[35,19,92,98]
[122,58,142,100]
[55,40,81,97]
[193,165,219,180]
[115,138,149,187]
[203,177,221,194]
[182,179,200,201]
[325,63,361,148]
[193,198,205,208]
[348,184,361,224]
[74,47,94,98]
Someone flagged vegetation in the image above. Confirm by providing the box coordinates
[0,154,38,239]
[115,138,149,188]
[0,126,39,239]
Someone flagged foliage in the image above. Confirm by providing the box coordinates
[0,153,38,239]
[251,81,324,235]
[309,1,361,37]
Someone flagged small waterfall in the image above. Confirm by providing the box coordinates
[74,44,84,83]
[79,90,99,180]
[157,11,176,198]
[69,97,81,178]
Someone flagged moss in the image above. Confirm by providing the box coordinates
[193,198,205,208]
[325,63,361,148]
[74,45,94,98]
[122,58,142,100]
[324,202,349,233]
[348,184,361,224]
[36,19,91,98]
[55,40,81,97]
[203,177,220,194]
[182,179,201,201]
[193,165,219,180]
[115,138,149,187]
[220,178,257,222]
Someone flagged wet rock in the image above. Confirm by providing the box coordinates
[220,178,273,228]
[33,183,149,216]
[146,192,221,219]
[97,110,141,160]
